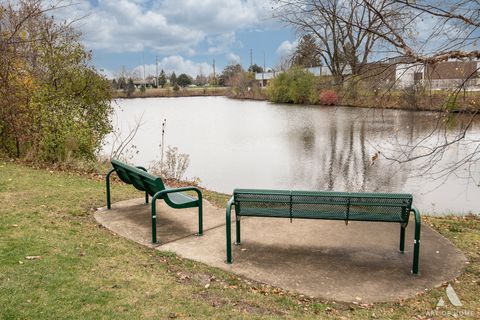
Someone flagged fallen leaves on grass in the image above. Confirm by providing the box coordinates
[25,256,42,260]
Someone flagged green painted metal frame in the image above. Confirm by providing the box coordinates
[106,166,148,209]
[226,190,422,275]
[411,207,421,275]
[151,187,203,244]
[106,160,203,244]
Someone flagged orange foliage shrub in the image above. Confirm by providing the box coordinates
[319,90,338,105]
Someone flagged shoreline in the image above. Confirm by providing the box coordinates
[114,90,480,114]
[7,157,478,216]
[112,87,480,114]
[112,87,229,99]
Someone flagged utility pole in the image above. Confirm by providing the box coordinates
[262,52,266,87]
[212,58,216,86]
[142,51,145,81]
[155,55,158,87]
[250,49,253,71]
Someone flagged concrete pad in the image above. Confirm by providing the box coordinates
[95,198,225,247]
[95,198,467,303]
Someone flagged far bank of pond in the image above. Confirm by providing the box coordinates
[117,85,480,113]
[112,86,229,99]
[104,96,480,215]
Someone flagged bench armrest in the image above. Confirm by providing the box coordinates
[153,186,202,200]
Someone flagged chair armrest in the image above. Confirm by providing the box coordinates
[153,186,202,200]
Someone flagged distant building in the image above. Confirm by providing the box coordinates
[255,71,279,87]
[132,79,155,89]
[255,59,480,90]
[254,65,350,87]
[364,58,480,90]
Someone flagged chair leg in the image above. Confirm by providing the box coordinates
[151,196,159,244]
[198,199,203,236]
[106,169,115,209]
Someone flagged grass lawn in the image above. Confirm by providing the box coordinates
[0,161,479,319]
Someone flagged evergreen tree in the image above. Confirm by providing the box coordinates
[117,77,127,90]
[170,72,177,86]
[248,64,263,73]
[126,78,135,97]
[111,79,118,89]
[158,69,166,87]
[177,73,192,87]
[292,34,322,68]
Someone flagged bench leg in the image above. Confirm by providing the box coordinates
[226,197,234,264]
[106,169,115,209]
[235,217,241,245]
[411,207,421,275]
[198,197,203,236]
[399,224,406,253]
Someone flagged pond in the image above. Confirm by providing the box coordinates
[104,96,480,215]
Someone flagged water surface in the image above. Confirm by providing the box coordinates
[104,96,480,215]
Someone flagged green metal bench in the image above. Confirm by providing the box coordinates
[106,159,203,244]
[226,189,421,274]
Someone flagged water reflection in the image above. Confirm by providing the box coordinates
[104,97,480,215]
[283,106,410,194]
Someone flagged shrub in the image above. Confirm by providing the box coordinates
[229,72,263,99]
[150,146,190,181]
[319,90,339,105]
[266,67,317,104]
[0,2,113,163]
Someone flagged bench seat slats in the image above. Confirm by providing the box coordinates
[238,208,405,221]
[167,191,196,206]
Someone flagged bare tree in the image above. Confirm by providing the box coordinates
[273,0,480,182]
[354,0,480,181]
[357,0,480,63]
[272,0,399,80]
[108,112,144,162]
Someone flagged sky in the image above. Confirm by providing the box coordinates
[58,0,298,79]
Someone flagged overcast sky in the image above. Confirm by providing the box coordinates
[59,0,296,79]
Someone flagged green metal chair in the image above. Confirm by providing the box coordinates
[106,159,203,243]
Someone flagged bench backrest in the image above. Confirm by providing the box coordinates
[233,189,412,223]
[111,160,166,197]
